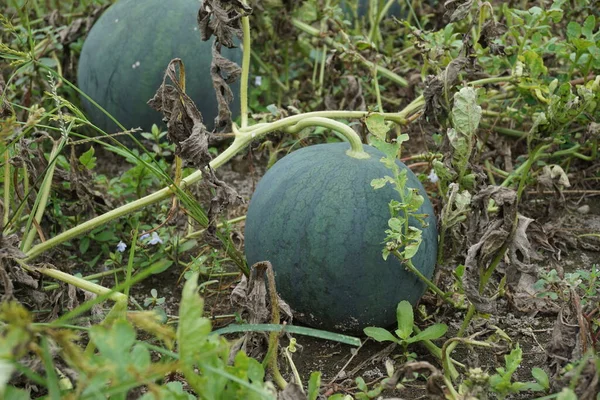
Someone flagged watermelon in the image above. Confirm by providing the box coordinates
[77,0,242,134]
[244,142,438,333]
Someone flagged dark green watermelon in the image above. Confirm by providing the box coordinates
[244,143,438,333]
[77,0,241,134]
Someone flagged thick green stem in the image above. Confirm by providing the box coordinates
[17,259,127,303]
[284,117,368,158]
[240,14,251,128]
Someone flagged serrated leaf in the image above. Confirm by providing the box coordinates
[369,136,400,162]
[363,327,398,343]
[371,177,393,189]
[407,324,448,343]
[522,50,548,79]
[395,301,413,340]
[451,87,482,137]
[366,114,389,139]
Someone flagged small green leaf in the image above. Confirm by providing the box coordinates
[149,259,173,275]
[369,136,400,160]
[582,15,596,39]
[365,113,389,139]
[451,87,482,137]
[407,324,448,343]
[388,217,405,233]
[531,367,549,389]
[363,327,398,343]
[355,377,368,392]
[308,371,322,400]
[567,21,581,40]
[395,301,414,340]
[79,146,97,170]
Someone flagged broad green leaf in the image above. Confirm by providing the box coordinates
[531,367,549,389]
[395,301,414,340]
[556,388,577,400]
[407,324,448,343]
[3,386,31,400]
[363,327,398,343]
[566,21,581,40]
[522,50,548,79]
[451,87,482,137]
[582,15,596,39]
[308,371,322,400]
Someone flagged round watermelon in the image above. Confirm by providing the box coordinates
[77,0,242,134]
[244,143,438,333]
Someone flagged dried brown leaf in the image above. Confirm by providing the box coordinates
[478,20,507,55]
[423,57,470,121]
[197,0,251,48]
[229,261,292,361]
[277,383,305,400]
[148,58,213,169]
[444,0,475,22]
[210,42,242,131]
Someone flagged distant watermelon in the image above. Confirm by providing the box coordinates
[77,0,241,134]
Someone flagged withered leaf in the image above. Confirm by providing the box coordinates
[148,58,212,169]
[197,0,251,48]
[343,75,366,112]
[277,383,305,400]
[463,186,520,313]
[211,42,242,131]
[444,0,475,22]
[478,20,507,55]
[229,261,292,361]
[423,57,470,121]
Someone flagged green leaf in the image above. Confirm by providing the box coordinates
[149,259,173,275]
[79,237,90,254]
[369,136,400,160]
[363,327,398,343]
[79,146,97,170]
[355,377,368,392]
[566,21,581,40]
[556,388,578,400]
[388,217,405,233]
[371,177,393,189]
[407,324,448,343]
[451,87,482,137]
[395,301,414,340]
[531,367,549,389]
[3,386,31,400]
[582,15,596,39]
[308,371,322,400]
[522,50,548,79]
[177,239,198,253]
